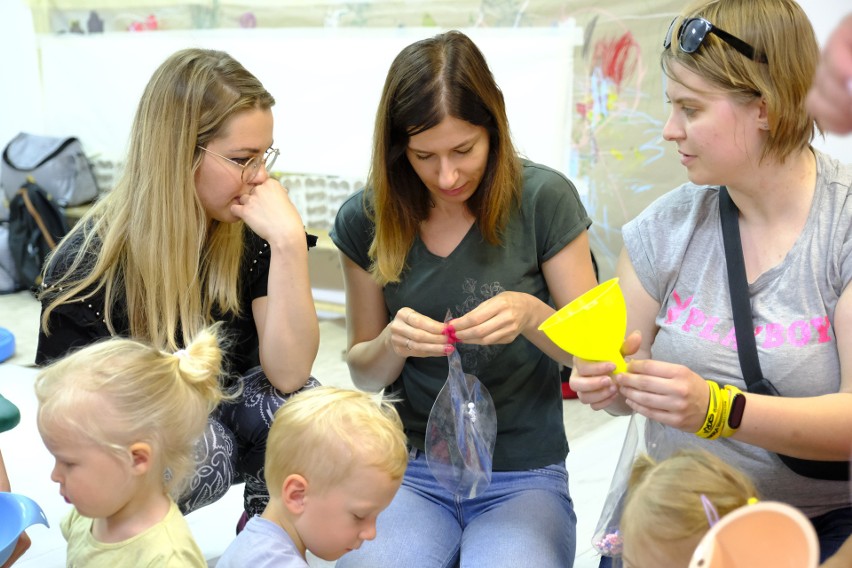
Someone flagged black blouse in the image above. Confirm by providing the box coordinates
[35,228,315,379]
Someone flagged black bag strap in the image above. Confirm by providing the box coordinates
[719,186,848,480]
[18,186,58,250]
[718,187,778,395]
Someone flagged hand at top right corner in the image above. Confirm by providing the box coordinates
[807,14,852,135]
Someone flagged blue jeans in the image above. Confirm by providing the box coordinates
[337,448,577,568]
[596,506,852,567]
[812,506,852,562]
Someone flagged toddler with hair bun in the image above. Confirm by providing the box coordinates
[34,325,229,567]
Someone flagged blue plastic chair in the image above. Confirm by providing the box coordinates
[0,378,49,564]
[0,493,49,565]
[0,328,13,363]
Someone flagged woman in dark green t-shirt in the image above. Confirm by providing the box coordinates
[331,30,598,568]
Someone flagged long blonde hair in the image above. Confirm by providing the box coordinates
[367,30,521,285]
[662,0,819,163]
[34,326,227,499]
[39,48,275,352]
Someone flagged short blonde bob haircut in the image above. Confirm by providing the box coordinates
[662,0,819,163]
[264,386,408,497]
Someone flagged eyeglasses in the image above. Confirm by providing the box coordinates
[664,17,768,64]
[197,145,279,183]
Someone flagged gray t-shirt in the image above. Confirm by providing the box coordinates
[217,516,308,568]
[623,149,852,517]
[331,160,591,470]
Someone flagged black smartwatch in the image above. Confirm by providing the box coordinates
[727,391,746,429]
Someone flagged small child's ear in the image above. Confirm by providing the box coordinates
[282,474,308,514]
[128,442,152,474]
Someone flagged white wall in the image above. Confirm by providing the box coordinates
[33,26,580,178]
[0,1,849,172]
[0,0,43,151]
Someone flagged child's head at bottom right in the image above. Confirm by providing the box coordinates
[262,386,407,562]
[619,449,759,568]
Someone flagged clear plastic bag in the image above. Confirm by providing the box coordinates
[592,413,658,557]
[425,312,497,499]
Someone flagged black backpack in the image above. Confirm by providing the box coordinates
[8,180,69,291]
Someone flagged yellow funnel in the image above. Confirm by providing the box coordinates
[538,278,627,374]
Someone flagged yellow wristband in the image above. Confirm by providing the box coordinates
[714,387,731,440]
[696,380,725,439]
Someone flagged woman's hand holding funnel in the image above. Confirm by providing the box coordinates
[569,330,642,411]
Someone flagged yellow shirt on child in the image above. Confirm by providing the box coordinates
[60,499,206,567]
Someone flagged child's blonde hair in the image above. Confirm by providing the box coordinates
[264,386,408,496]
[34,325,227,499]
[620,449,758,566]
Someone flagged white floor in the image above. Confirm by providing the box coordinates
[0,290,626,567]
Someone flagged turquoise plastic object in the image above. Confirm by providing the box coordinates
[0,328,13,363]
[0,492,49,565]
[0,396,19,433]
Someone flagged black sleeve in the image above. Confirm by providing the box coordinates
[243,229,318,301]
[35,301,110,366]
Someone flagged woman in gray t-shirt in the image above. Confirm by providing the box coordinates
[571,0,852,565]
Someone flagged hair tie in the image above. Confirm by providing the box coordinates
[174,349,188,359]
[700,494,720,527]
[747,497,759,505]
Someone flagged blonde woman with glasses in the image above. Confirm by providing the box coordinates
[36,48,320,526]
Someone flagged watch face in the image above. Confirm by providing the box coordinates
[728,393,746,429]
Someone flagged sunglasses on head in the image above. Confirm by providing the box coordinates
[664,17,768,64]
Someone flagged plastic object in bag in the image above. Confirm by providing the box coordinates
[592,414,665,557]
[425,312,497,499]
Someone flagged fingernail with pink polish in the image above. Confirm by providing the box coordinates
[442,325,459,344]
